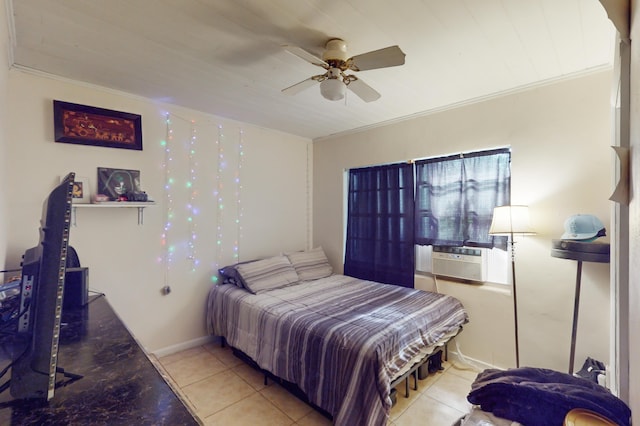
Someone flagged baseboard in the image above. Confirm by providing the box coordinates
[447,349,502,372]
[151,335,219,358]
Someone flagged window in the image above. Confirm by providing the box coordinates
[414,148,511,284]
[414,148,510,250]
[344,162,415,288]
[343,148,511,287]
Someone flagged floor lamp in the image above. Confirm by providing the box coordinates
[489,205,535,368]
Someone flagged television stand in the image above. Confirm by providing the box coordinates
[0,295,198,424]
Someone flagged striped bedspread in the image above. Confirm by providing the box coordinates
[206,274,468,426]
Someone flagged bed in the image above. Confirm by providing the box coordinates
[206,248,468,426]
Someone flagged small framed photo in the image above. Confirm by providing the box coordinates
[71,176,91,204]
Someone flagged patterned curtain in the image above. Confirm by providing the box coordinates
[414,148,511,250]
[344,163,415,288]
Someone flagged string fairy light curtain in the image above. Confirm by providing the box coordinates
[344,162,415,288]
[414,148,511,250]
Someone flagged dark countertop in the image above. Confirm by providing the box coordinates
[0,295,200,425]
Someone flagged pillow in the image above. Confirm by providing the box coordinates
[236,255,299,294]
[221,277,236,286]
[218,259,259,288]
[286,247,333,281]
[218,265,242,287]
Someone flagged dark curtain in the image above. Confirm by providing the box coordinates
[414,148,511,250]
[344,163,415,288]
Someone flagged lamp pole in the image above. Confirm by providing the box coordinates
[510,234,520,368]
[489,205,533,369]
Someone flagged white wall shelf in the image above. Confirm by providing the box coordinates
[72,202,156,226]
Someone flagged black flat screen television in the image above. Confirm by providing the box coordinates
[10,172,75,400]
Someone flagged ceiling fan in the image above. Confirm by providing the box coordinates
[282,39,406,102]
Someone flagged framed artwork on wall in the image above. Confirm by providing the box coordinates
[97,167,142,201]
[53,100,143,151]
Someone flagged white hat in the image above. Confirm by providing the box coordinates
[561,214,606,241]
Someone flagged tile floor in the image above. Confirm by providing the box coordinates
[154,342,480,426]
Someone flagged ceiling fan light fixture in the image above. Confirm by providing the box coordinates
[282,38,404,102]
[320,78,345,101]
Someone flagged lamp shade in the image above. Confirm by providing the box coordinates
[489,205,535,236]
[320,78,345,101]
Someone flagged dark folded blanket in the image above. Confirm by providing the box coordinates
[467,367,631,426]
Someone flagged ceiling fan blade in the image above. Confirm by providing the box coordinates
[349,46,406,71]
[346,77,381,102]
[282,77,319,96]
[282,45,328,68]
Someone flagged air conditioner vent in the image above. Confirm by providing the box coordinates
[431,246,487,282]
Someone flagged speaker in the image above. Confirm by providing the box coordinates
[64,267,88,310]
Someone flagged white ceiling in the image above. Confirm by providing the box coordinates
[7,0,615,140]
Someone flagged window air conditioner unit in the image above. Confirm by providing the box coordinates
[431,246,487,282]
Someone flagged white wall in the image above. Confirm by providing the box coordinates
[313,71,612,372]
[2,69,311,353]
[627,0,640,417]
